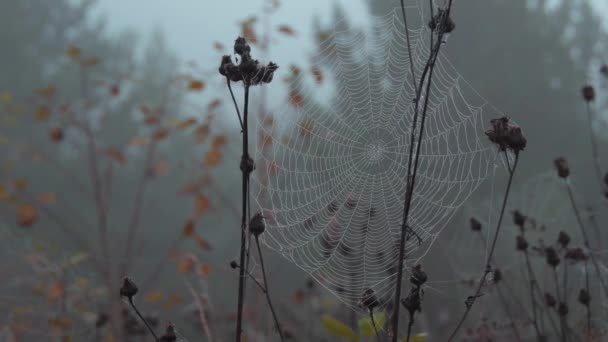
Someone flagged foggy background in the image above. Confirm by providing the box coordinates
[1,0,608,341]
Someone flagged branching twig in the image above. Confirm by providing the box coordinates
[254,236,285,342]
[127,298,159,341]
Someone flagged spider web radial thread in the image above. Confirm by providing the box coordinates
[252,2,501,311]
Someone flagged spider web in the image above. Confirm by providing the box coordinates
[251,2,502,310]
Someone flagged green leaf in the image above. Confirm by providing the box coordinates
[321,314,359,342]
[358,311,387,337]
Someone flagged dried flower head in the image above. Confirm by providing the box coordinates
[545,247,560,268]
[359,288,379,310]
[578,289,591,306]
[469,217,482,232]
[160,323,177,342]
[565,247,588,263]
[485,116,527,153]
[582,85,595,102]
[429,8,455,33]
[218,37,278,87]
[554,157,570,178]
[401,287,423,314]
[249,212,266,236]
[558,302,568,317]
[516,235,529,251]
[410,264,428,287]
[557,231,570,248]
[512,210,526,228]
[120,276,138,300]
[544,293,556,307]
[230,260,238,269]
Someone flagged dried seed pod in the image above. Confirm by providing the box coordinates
[492,269,502,284]
[469,217,482,232]
[578,289,591,306]
[410,264,428,287]
[359,288,379,311]
[516,235,529,251]
[160,323,177,342]
[512,210,526,228]
[582,85,595,102]
[249,212,266,237]
[554,157,569,178]
[545,247,560,268]
[230,260,238,269]
[544,293,556,307]
[558,302,569,317]
[401,287,422,314]
[557,231,570,247]
[485,116,527,153]
[120,277,138,299]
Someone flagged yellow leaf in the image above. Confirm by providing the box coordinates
[144,291,164,303]
[34,105,51,121]
[358,312,386,337]
[0,92,12,104]
[320,315,359,342]
[189,79,205,91]
[403,333,428,342]
[66,45,81,59]
[69,252,88,266]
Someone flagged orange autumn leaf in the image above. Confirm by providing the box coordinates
[145,115,160,125]
[260,134,273,147]
[66,45,81,59]
[189,79,205,91]
[49,127,64,142]
[14,179,28,190]
[240,18,258,44]
[289,91,304,108]
[194,234,212,251]
[195,194,210,216]
[177,255,197,273]
[99,147,126,165]
[48,317,72,330]
[198,263,212,277]
[299,118,314,136]
[176,117,197,130]
[17,204,38,227]
[47,281,65,302]
[213,41,224,51]
[34,105,51,121]
[278,24,296,36]
[153,128,170,141]
[182,220,195,237]
[37,84,56,98]
[163,294,182,311]
[208,98,222,111]
[211,135,228,148]
[177,182,202,196]
[129,137,149,146]
[311,67,324,84]
[153,161,167,176]
[205,149,222,166]
[81,57,100,67]
[263,116,274,128]
[293,289,306,304]
[140,105,152,115]
[195,124,210,144]
[268,161,279,177]
[144,291,164,303]
[37,192,56,205]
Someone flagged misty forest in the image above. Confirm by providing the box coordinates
[2,0,608,341]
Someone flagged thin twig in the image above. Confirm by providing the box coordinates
[255,236,285,342]
[226,77,244,131]
[370,310,382,342]
[523,250,542,339]
[496,284,523,342]
[553,267,566,342]
[585,103,605,196]
[127,298,159,341]
[447,152,519,341]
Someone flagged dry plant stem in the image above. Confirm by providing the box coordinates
[496,284,523,342]
[128,298,159,341]
[552,268,566,342]
[564,180,608,298]
[522,251,542,339]
[254,236,285,342]
[235,85,251,342]
[370,310,382,342]
[584,261,591,336]
[186,281,214,342]
[391,2,449,338]
[521,251,560,338]
[405,310,415,342]
[447,152,519,342]
[226,78,244,130]
[585,103,604,195]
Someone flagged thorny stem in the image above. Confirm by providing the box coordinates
[369,309,382,342]
[128,298,159,341]
[391,2,453,340]
[254,236,285,342]
[447,152,519,342]
[235,85,250,342]
[564,180,608,299]
[585,103,605,196]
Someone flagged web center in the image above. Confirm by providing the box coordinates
[364,140,387,162]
